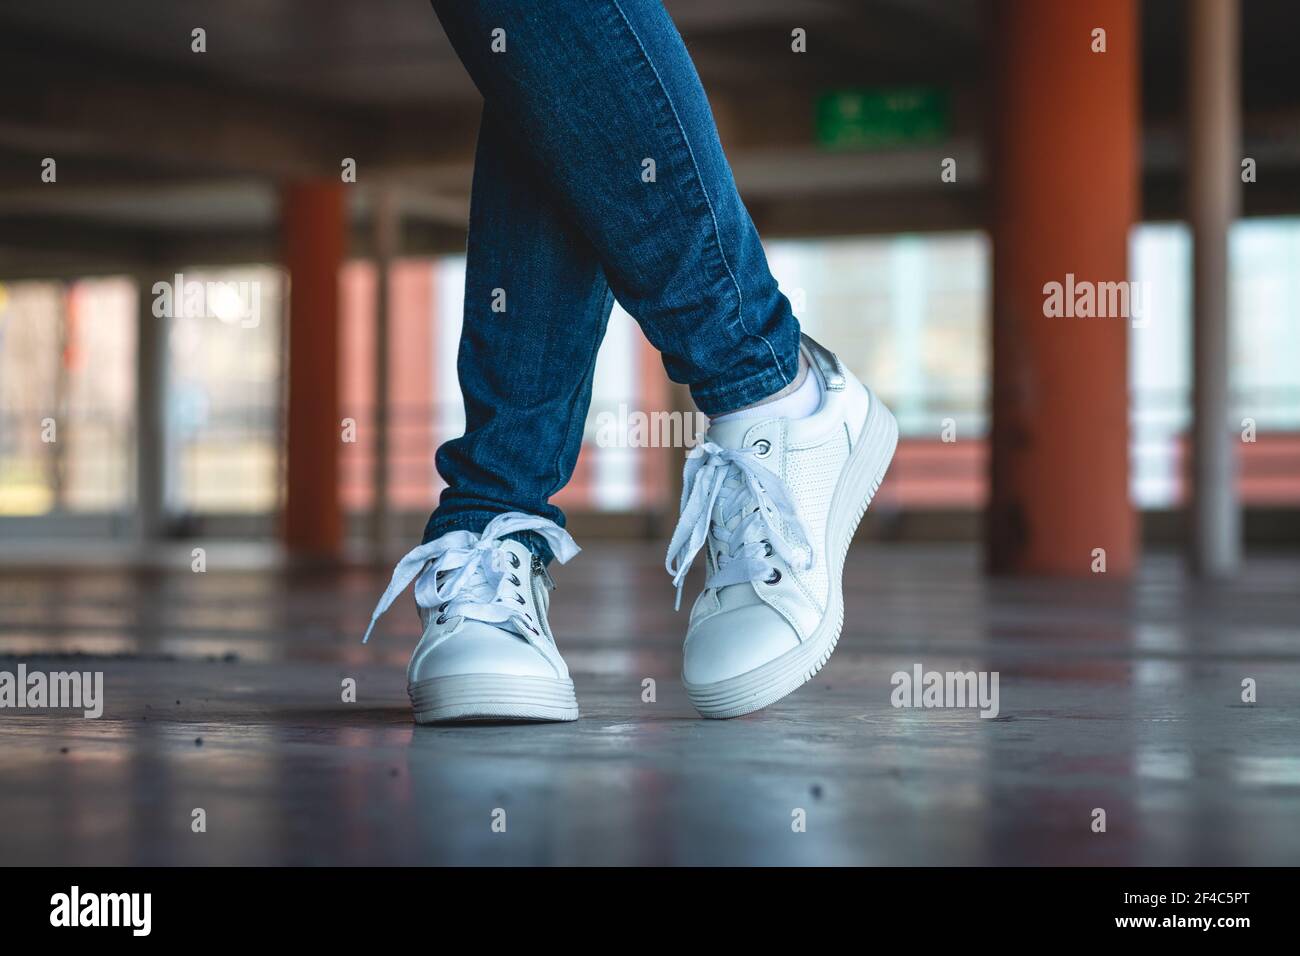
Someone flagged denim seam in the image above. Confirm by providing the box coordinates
[424,509,555,561]
[426,509,502,532]
[608,0,790,391]
[691,359,797,415]
[425,508,519,538]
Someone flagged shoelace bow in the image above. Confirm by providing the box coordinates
[362,512,579,643]
[664,440,812,610]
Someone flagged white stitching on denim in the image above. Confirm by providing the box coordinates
[609,0,789,390]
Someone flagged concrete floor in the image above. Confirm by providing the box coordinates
[1,542,1298,866]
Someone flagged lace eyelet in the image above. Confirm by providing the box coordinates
[438,603,447,612]
[435,615,446,625]
[509,574,520,586]
[762,540,773,557]
[515,594,526,604]
[752,439,772,458]
[509,553,521,568]
[764,569,782,585]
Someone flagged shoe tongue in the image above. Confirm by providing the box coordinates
[701,417,785,583]
[705,415,779,450]
[420,537,525,611]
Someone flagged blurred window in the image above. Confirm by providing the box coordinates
[770,233,990,508]
[4,219,1298,526]
[164,266,284,514]
[0,277,134,516]
[1132,217,1300,507]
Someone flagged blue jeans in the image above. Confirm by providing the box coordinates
[424,0,801,561]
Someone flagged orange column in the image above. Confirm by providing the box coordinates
[282,180,346,557]
[987,0,1139,575]
[390,260,436,513]
[636,325,669,512]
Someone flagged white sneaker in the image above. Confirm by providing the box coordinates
[363,513,581,723]
[666,334,898,718]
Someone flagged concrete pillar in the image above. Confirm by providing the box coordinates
[987,0,1139,575]
[1187,0,1241,578]
[636,328,669,520]
[389,260,437,526]
[49,283,71,511]
[134,271,167,539]
[281,180,345,558]
[370,185,399,558]
[662,378,693,539]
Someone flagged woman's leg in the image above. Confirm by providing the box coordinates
[377,0,896,725]
[372,100,610,722]
[429,0,801,416]
[425,101,615,562]
[427,2,895,722]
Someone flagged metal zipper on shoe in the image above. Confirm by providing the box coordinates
[528,553,556,644]
[531,553,555,591]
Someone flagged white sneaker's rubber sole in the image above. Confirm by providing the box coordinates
[685,387,898,719]
[408,674,579,724]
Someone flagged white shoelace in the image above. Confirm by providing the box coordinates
[664,441,812,609]
[362,512,579,644]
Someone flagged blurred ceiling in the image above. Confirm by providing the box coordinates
[0,0,1296,276]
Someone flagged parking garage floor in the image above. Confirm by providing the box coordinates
[1,543,1297,866]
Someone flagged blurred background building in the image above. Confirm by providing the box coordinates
[0,0,1297,566]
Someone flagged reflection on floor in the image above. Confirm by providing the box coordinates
[1,543,1298,865]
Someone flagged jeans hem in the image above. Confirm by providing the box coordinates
[689,352,800,416]
[422,509,559,564]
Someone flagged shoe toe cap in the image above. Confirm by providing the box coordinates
[683,603,800,686]
[409,622,558,682]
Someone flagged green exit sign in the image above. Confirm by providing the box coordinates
[816,87,950,150]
